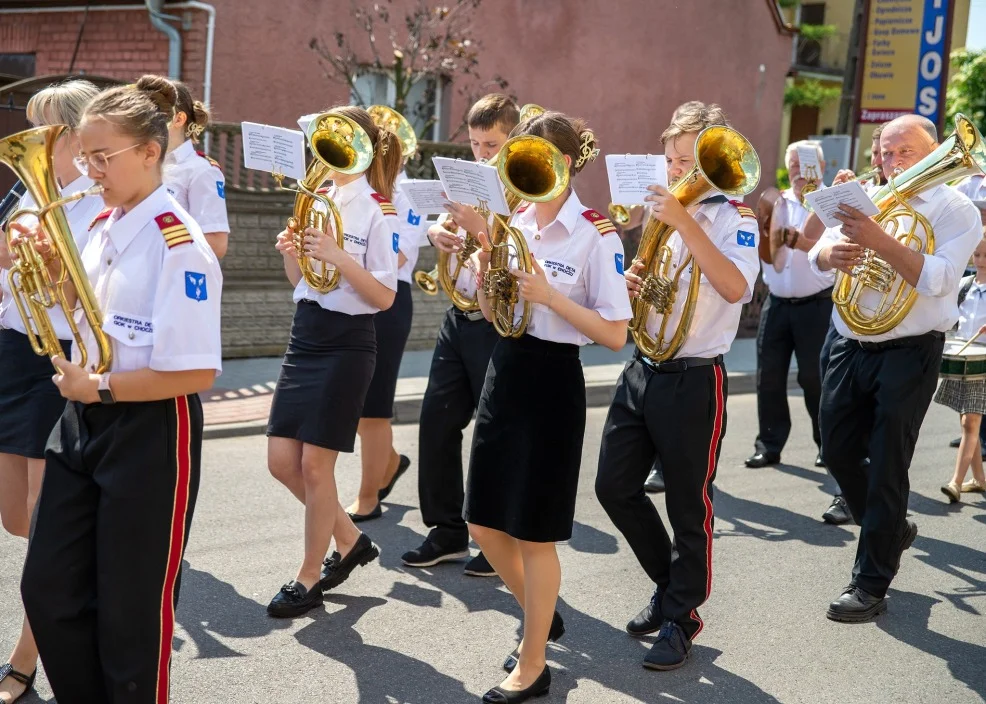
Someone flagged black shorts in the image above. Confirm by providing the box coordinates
[267,301,376,452]
[362,281,413,419]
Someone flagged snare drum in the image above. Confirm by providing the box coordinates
[940,339,986,380]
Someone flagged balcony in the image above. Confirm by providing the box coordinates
[792,26,849,80]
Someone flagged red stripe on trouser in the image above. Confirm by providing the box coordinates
[691,364,724,638]
[156,396,192,704]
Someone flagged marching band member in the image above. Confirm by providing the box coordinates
[0,78,102,704]
[19,78,222,703]
[265,106,401,618]
[401,94,518,576]
[140,75,230,259]
[595,102,760,670]
[467,111,631,702]
[747,141,833,475]
[809,114,981,622]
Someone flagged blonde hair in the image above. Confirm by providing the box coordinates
[81,77,178,161]
[26,79,101,129]
[328,105,403,201]
[661,101,729,145]
[510,110,598,176]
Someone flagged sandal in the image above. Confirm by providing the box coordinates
[941,482,961,503]
[0,662,37,703]
[960,479,986,493]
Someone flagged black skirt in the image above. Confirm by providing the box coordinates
[0,329,70,459]
[464,334,586,542]
[267,301,376,452]
[362,281,413,419]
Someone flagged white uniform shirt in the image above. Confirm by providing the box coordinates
[163,139,229,234]
[808,184,982,342]
[507,190,632,346]
[79,185,222,374]
[762,189,835,298]
[957,278,986,340]
[394,171,429,284]
[956,174,985,202]
[0,175,104,339]
[643,197,761,358]
[293,175,399,315]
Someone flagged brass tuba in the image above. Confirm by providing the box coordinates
[483,134,570,338]
[629,126,761,361]
[833,113,986,336]
[275,111,373,294]
[0,125,112,372]
[413,218,482,311]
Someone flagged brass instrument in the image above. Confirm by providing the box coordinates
[833,113,986,336]
[629,126,761,361]
[483,134,570,338]
[274,111,373,293]
[799,162,822,207]
[608,203,645,227]
[519,104,546,121]
[853,166,881,188]
[367,105,417,159]
[0,125,112,372]
[413,214,482,311]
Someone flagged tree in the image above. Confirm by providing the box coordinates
[945,48,986,137]
[309,0,510,141]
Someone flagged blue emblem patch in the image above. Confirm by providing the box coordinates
[615,252,625,275]
[216,181,225,199]
[737,230,755,248]
[392,232,400,253]
[185,271,208,301]
[407,209,421,226]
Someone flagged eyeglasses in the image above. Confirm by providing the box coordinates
[73,144,141,176]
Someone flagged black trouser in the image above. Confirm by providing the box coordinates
[596,354,727,640]
[22,396,203,704]
[418,307,500,549]
[820,333,943,597]
[755,289,833,456]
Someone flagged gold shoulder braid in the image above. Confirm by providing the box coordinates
[575,130,600,170]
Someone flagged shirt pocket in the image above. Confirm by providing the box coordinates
[540,258,584,300]
[342,231,369,267]
[102,310,155,369]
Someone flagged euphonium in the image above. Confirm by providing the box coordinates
[833,113,986,336]
[413,215,482,311]
[629,126,761,361]
[0,125,112,372]
[519,104,546,121]
[368,105,417,159]
[483,134,570,338]
[275,111,373,294]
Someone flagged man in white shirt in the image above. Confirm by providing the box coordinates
[808,114,982,623]
[747,141,834,475]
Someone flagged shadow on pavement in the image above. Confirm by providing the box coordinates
[910,535,986,615]
[769,462,841,497]
[713,488,856,547]
[567,520,619,555]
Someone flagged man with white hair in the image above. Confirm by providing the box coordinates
[809,113,983,623]
[746,140,834,472]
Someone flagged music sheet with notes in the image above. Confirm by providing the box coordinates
[398,179,448,215]
[803,181,880,228]
[605,154,667,206]
[241,122,306,180]
[432,157,511,215]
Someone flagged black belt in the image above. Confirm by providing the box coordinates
[771,287,834,305]
[634,350,722,373]
[849,330,945,352]
[452,307,486,322]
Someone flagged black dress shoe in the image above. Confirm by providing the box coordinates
[822,495,851,525]
[626,586,664,636]
[745,451,780,468]
[483,665,550,703]
[815,454,826,468]
[643,467,665,493]
[950,436,961,448]
[826,585,886,623]
[401,539,469,568]
[464,551,498,577]
[320,533,380,591]
[319,550,341,583]
[503,611,565,673]
[378,454,411,501]
[267,580,323,618]
[348,503,383,523]
[895,520,918,575]
[0,662,37,703]
[642,620,691,670]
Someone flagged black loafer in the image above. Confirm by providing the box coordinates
[895,520,918,575]
[464,551,498,577]
[626,586,664,636]
[815,454,826,468]
[744,452,780,468]
[826,585,886,623]
[0,662,37,702]
[949,436,961,448]
[643,467,665,493]
[267,580,323,618]
[503,611,565,673]
[348,504,383,523]
[401,539,469,568]
[822,495,851,525]
[483,665,550,703]
[320,532,380,591]
[319,550,341,582]
[643,620,691,670]
[378,454,411,501]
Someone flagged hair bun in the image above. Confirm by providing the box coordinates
[134,75,177,118]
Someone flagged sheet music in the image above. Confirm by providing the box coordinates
[297,113,319,136]
[241,122,306,181]
[605,154,667,206]
[796,144,823,185]
[803,181,880,228]
[432,157,510,215]
[397,179,448,215]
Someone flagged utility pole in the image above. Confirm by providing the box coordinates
[837,0,868,134]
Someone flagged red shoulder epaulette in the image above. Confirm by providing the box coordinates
[581,208,617,236]
[517,202,532,214]
[88,208,112,231]
[370,192,398,217]
[728,199,757,220]
[316,187,330,195]
[195,150,222,171]
[154,212,193,249]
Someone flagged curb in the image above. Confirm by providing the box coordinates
[203,371,797,441]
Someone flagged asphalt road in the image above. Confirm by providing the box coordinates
[1,392,984,703]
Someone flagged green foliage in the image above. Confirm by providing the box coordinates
[784,79,842,108]
[945,49,986,137]
[777,0,799,8]
[798,23,838,41]
[776,168,791,190]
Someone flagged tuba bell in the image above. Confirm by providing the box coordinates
[833,113,986,336]
[368,105,417,160]
[0,125,112,372]
[274,111,373,294]
[413,217,483,311]
[629,125,761,361]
